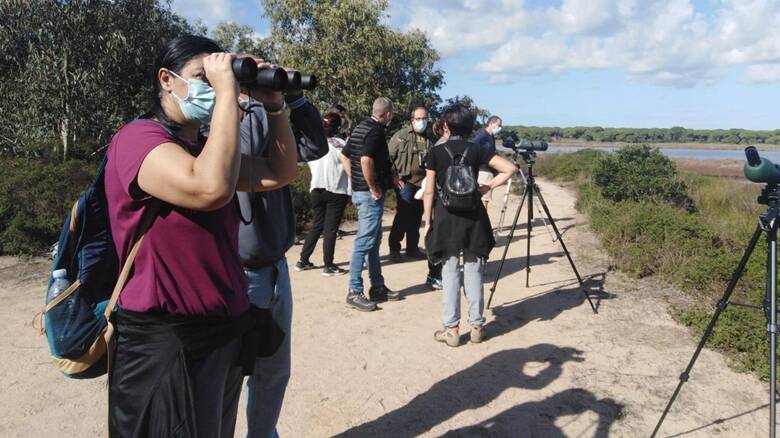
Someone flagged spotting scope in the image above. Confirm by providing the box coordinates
[744,146,780,184]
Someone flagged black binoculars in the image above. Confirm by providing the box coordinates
[231,58,317,92]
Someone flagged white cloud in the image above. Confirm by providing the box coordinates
[400,0,780,86]
[171,0,233,28]
[744,63,780,83]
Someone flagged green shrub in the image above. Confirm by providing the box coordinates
[542,150,773,379]
[0,157,97,255]
[592,144,693,210]
[535,149,608,180]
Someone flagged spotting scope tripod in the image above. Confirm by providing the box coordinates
[486,145,597,313]
[652,146,780,438]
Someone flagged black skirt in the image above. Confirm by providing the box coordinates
[425,199,495,264]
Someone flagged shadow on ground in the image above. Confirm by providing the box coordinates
[332,343,623,437]
[441,388,624,438]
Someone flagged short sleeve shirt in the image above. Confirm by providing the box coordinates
[104,119,249,317]
[426,138,496,189]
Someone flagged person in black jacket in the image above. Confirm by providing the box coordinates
[422,105,516,347]
[339,97,400,312]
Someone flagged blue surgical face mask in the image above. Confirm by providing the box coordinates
[492,126,502,136]
[169,70,215,124]
[413,120,427,133]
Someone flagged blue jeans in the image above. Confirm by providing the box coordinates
[348,191,385,293]
[441,251,486,327]
[245,258,293,438]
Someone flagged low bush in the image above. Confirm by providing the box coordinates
[541,148,774,378]
[0,157,97,255]
[592,144,694,210]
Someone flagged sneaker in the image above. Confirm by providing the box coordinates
[470,325,485,343]
[346,291,377,312]
[369,285,401,302]
[294,260,315,271]
[426,275,444,290]
[434,328,461,347]
[389,250,404,263]
[406,248,427,260]
[322,265,348,277]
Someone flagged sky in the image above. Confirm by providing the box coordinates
[171,0,780,130]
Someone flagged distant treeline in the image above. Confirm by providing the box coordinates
[505,125,780,145]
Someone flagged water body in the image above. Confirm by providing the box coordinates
[543,145,780,162]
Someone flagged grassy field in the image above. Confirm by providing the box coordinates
[535,149,774,378]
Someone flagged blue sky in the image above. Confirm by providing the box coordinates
[172,0,780,130]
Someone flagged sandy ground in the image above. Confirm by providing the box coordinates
[0,179,773,437]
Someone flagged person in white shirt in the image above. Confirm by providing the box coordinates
[295,113,352,276]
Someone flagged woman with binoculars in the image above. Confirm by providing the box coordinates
[104,35,297,437]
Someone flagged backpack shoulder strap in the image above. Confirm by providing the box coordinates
[102,199,162,319]
[442,143,455,161]
[460,143,471,165]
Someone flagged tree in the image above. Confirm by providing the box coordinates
[0,0,193,160]
[440,95,490,125]
[261,0,443,130]
[211,21,272,57]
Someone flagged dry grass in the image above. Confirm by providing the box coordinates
[672,158,745,178]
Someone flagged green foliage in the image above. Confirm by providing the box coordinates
[542,151,774,378]
[592,145,693,209]
[211,21,272,56]
[261,0,443,130]
[534,149,608,180]
[0,0,193,160]
[439,95,490,124]
[0,156,97,255]
[504,125,780,145]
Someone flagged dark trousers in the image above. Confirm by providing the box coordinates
[389,183,423,252]
[300,189,349,267]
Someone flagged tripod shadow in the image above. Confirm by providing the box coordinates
[484,251,565,284]
[332,343,586,438]
[441,388,624,438]
[660,401,773,437]
[486,273,614,338]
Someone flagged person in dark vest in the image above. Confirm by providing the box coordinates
[422,104,516,347]
[339,97,400,311]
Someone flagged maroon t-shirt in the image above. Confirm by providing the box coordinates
[105,119,249,317]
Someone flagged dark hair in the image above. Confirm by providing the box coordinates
[443,104,475,137]
[143,35,224,128]
[486,115,502,126]
[432,117,446,138]
[410,106,427,118]
[329,103,347,113]
[322,112,342,137]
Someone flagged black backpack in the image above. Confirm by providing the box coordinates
[438,143,478,213]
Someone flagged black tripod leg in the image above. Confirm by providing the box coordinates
[767,219,778,438]
[487,184,529,309]
[526,180,533,288]
[651,223,763,438]
[533,185,597,313]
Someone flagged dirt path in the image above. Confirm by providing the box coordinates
[0,179,771,437]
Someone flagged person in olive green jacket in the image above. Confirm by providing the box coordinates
[388,107,443,289]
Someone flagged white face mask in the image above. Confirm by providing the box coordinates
[492,126,502,135]
[413,120,427,133]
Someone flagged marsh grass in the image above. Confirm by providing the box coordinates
[538,149,774,378]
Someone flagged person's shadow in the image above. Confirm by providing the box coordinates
[332,344,586,438]
[441,388,624,437]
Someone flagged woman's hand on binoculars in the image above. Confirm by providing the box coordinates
[238,54,285,111]
[203,53,238,98]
